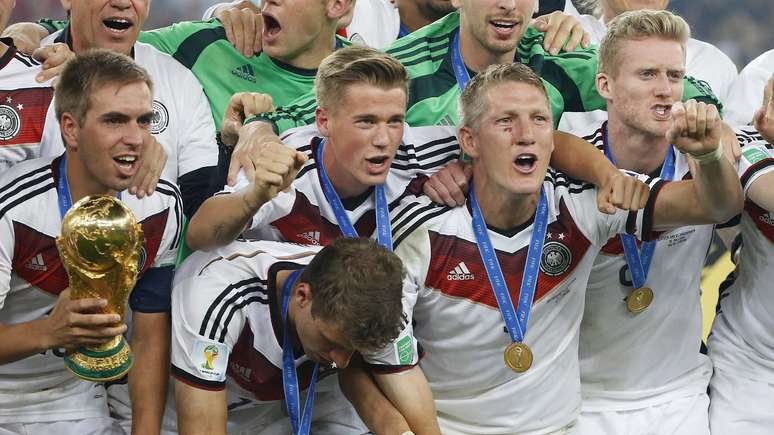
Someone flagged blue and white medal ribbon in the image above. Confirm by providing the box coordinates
[468,181,549,372]
[282,269,319,435]
[451,30,471,92]
[602,124,675,312]
[315,139,393,251]
[57,154,121,220]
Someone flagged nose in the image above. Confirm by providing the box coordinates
[123,122,146,147]
[329,349,354,369]
[514,117,536,146]
[109,0,131,9]
[498,0,519,12]
[653,74,673,97]
[372,123,390,150]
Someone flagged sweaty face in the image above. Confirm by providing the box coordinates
[317,84,406,197]
[67,0,150,55]
[261,0,328,62]
[602,38,685,139]
[456,0,536,56]
[466,81,554,197]
[603,0,670,16]
[70,81,154,193]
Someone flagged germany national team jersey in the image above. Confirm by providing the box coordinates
[0,40,57,170]
[364,169,664,434]
[709,129,774,383]
[260,11,721,133]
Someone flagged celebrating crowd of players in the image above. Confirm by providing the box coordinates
[0,0,773,434]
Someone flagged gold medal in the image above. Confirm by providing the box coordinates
[626,287,654,314]
[504,342,533,373]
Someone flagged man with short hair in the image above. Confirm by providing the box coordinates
[171,237,409,435]
[349,62,742,434]
[0,49,182,435]
[565,10,771,435]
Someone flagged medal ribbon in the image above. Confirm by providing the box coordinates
[398,22,411,38]
[469,181,549,343]
[282,269,319,435]
[451,30,471,92]
[57,154,121,220]
[602,123,675,288]
[315,139,393,251]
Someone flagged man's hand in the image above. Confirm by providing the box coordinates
[753,72,774,144]
[246,141,307,206]
[666,100,722,156]
[214,1,262,57]
[32,43,75,84]
[423,160,472,207]
[221,92,274,147]
[596,171,650,215]
[41,289,127,351]
[227,120,281,186]
[531,11,590,55]
[131,136,167,198]
[1,22,47,57]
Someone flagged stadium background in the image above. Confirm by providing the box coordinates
[11,0,762,338]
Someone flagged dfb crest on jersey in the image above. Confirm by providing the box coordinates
[349,33,367,45]
[540,241,571,276]
[0,105,21,140]
[150,100,169,134]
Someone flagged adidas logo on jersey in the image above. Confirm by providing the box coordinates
[447,262,474,281]
[24,253,46,272]
[298,231,321,245]
[231,64,256,83]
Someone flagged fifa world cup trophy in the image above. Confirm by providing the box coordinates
[56,195,144,382]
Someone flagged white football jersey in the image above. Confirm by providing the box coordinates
[557,16,738,133]
[226,124,461,244]
[365,170,664,434]
[0,155,182,423]
[42,29,219,214]
[725,49,774,126]
[171,240,357,427]
[0,43,58,170]
[708,129,774,383]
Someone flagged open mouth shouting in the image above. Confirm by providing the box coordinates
[113,154,139,178]
[513,153,538,174]
[652,104,672,121]
[365,155,391,176]
[102,16,134,36]
[490,18,520,38]
[262,12,282,43]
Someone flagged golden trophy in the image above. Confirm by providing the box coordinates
[56,195,144,382]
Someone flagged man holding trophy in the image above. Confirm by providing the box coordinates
[0,49,182,434]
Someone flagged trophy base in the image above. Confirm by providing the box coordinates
[64,336,133,382]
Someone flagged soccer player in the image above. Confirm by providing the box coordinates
[38,0,219,218]
[707,77,774,435]
[565,10,759,435]
[348,63,742,434]
[0,50,182,435]
[171,237,411,435]
[557,0,738,133]
[725,49,774,126]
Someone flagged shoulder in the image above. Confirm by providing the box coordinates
[385,12,458,60]
[0,157,56,220]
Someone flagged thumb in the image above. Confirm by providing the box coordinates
[753,106,765,130]
[463,163,474,179]
[293,151,308,170]
[596,189,616,215]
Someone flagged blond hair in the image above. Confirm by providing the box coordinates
[315,45,409,112]
[55,49,153,125]
[460,63,550,131]
[599,9,690,76]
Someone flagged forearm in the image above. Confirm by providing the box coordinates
[691,154,744,222]
[374,367,440,435]
[185,187,263,251]
[550,131,616,186]
[175,380,227,435]
[129,312,171,435]
[0,319,50,364]
[339,367,412,434]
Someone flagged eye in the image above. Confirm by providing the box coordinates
[533,115,548,124]
[496,117,512,126]
[668,71,684,81]
[640,70,655,79]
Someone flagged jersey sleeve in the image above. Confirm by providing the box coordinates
[139,20,225,58]
[170,265,245,390]
[361,225,429,373]
[396,126,462,178]
[683,75,724,114]
[737,137,774,197]
[246,89,319,134]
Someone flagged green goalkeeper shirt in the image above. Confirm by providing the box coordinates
[258,11,720,133]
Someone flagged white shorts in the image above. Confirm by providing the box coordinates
[709,366,774,435]
[577,393,709,435]
[0,417,118,435]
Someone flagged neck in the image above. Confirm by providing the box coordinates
[321,140,370,199]
[279,29,336,70]
[605,117,670,174]
[473,171,539,231]
[64,153,117,203]
[458,21,515,72]
[398,2,435,32]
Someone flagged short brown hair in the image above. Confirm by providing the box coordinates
[599,9,690,76]
[300,237,405,352]
[460,63,550,130]
[55,48,153,124]
[315,45,409,112]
